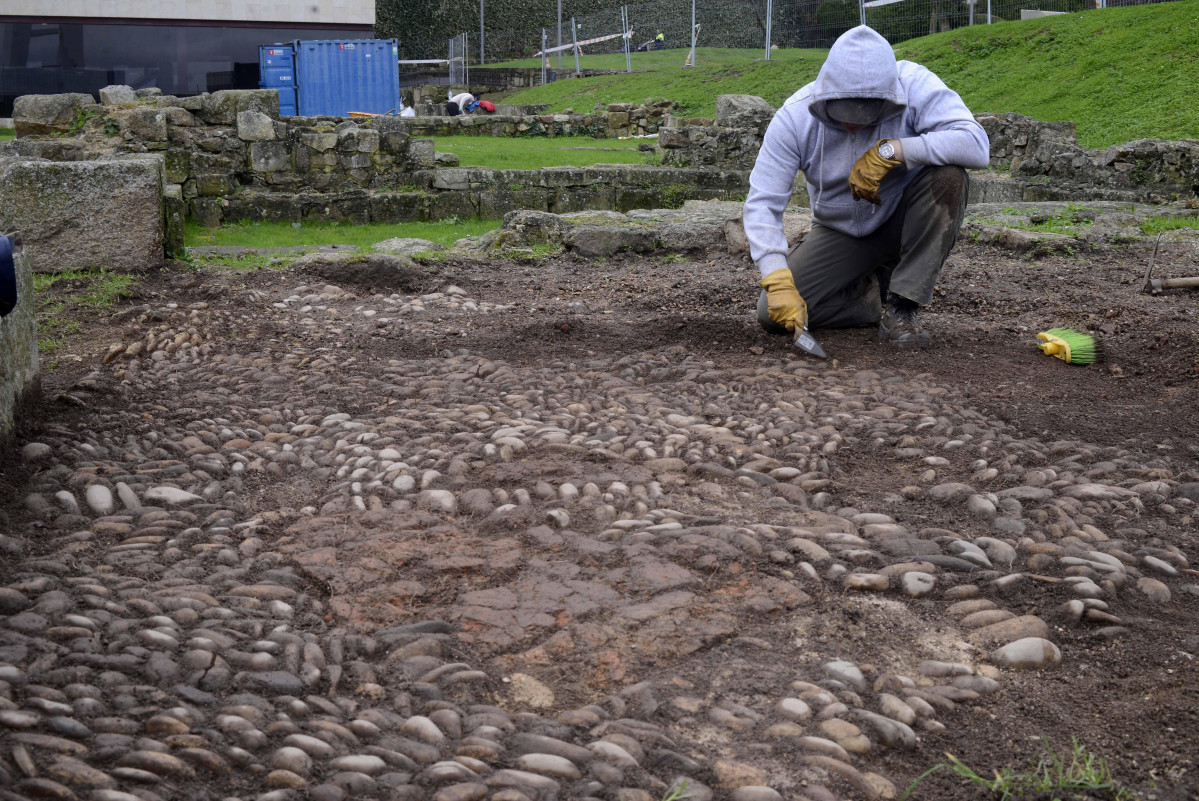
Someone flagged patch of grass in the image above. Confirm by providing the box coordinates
[986,204,1096,235]
[659,780,692,801]
[0,128,15,141]
[1141,213,1199,235]
[188,252,288,271]
[1017,218,1089,236]
[509,241,564,262]
[429,135,656,168]
[34,270,134,360]
[81,273,135,308]
[35,269,134,308]
[38,334,68,355]
[902,740,1132,801]
[185,218,503,251]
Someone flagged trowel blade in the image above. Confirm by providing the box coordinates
[794,327,828,359]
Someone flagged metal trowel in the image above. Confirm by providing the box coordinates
[794,326,828,359]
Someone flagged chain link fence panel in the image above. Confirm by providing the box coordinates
[435,0,1182,66]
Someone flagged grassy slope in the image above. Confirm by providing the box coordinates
[895,1,1199,148]
[500,47,827,119]
[504,1,1199,148]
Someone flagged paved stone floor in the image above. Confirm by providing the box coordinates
[1,232,1197,801]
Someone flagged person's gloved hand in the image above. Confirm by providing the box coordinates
[850,140,903,205]
[759,268,808,333]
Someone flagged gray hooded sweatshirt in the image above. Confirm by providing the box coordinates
[744,25,990,279]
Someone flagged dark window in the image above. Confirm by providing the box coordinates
[0,21,371,116]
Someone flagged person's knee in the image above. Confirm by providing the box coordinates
[926,165,969,206]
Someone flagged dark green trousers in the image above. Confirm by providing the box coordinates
[757,165,969,333]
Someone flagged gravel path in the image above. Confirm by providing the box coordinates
[2,234,1198,801]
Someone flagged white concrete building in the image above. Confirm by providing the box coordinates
[0,0,375,115]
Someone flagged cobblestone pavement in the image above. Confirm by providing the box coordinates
[1,240,1198,801]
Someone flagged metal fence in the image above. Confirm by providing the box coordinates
[450,0,1181,68]
[449,33,471,84]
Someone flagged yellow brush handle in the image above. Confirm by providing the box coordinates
[1036,333,1072,362]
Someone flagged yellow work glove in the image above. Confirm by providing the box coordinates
[850,139,903,205]
[759,268,808,333]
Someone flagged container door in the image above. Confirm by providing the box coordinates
[259,44,297,116]
[294,39,402,117]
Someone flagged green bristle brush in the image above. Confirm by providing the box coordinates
[1036,328,1104,365]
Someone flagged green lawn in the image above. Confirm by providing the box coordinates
[185,218,502,249]
[431,135,656,168]
[0,128,15,141]
[505,1,1199,148]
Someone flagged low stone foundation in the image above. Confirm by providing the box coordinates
[2,90,688,228]
[0,243,40,448]
[190,165,749,226]
[977,112,1199,202]
[661,104,1199,204]
[397,101,674,139]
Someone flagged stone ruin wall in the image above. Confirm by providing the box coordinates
[6,89,1198,256]
[3,89,717,229]
[399,99,674,139]
[977,112,1199,202]
[657,98,1199,204]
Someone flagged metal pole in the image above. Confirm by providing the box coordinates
[464,33,469,86]
[765,0,773,60]
[691,0,696,66]
[480,0,484,65]
[557,0,562,69]
[542,29,547,85]
[987,0,992,23]
[623,6,631,73]
[859,0,866,27]
[571,17,580,75]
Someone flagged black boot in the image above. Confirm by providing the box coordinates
[879,293,931,347]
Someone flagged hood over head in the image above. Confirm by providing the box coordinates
[809,25,906,127]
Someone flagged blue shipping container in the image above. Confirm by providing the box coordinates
[293,39,401,117]
[258,44,297,116]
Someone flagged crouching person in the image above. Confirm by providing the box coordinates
[744,25,989,347]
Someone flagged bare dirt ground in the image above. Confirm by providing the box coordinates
[1,230,1198,801]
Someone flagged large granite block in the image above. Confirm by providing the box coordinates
[0,158,164,273]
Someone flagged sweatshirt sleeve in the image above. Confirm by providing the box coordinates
[894,65,990,169]
[744,112,802,280]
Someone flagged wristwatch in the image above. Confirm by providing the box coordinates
[878,139,896,160]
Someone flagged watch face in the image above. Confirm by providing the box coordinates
[879,142,895,159]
